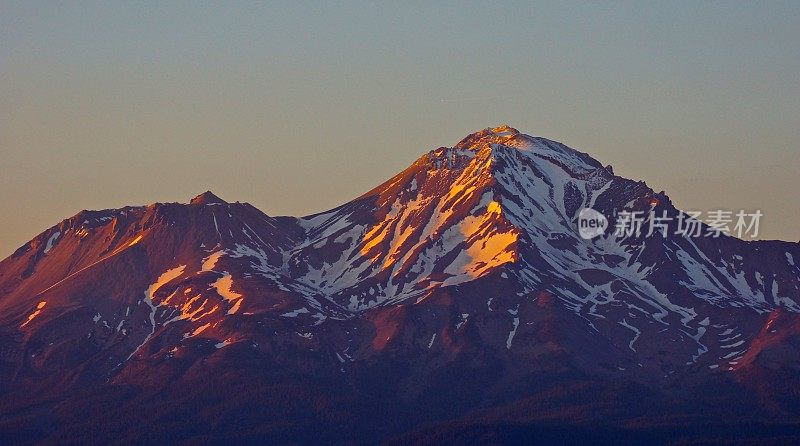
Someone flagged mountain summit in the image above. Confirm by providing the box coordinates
[189,190,226,205]
[1,126,799,444]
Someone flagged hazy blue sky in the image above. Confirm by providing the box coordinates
[2,1,799,256]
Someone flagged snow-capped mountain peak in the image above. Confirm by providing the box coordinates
[1,126,798,416]
[2,125,799,443]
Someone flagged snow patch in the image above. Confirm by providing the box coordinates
[127,265,186,360]
[20,301,47,328]
[618,319,641,352]
[281,307,310,317]
[202,251,225,271]
[506,317,520,349]
[43,232,61,254]
[211,273,244,314]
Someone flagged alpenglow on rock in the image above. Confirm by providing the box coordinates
[1,125,799,444]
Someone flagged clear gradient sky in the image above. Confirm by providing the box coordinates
[2,1,799,257]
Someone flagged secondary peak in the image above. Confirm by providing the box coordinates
[190,191,226,205]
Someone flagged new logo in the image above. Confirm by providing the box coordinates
[577,208,608,239]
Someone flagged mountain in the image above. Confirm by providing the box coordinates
[1,125,799,444]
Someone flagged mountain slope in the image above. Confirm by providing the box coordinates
[1,126,799,444]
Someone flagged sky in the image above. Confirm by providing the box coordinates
[1,1,799,257]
